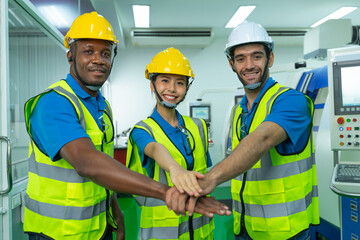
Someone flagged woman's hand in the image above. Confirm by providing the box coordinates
[168,164,204,197]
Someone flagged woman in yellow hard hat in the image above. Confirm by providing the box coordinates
[126,47,215,240]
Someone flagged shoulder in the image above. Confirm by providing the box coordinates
[278,88,309,108]
[33,91,76,116]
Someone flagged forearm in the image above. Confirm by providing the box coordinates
[111,193,124,224]
[208,130,267,185]
[205,122,288,190]
[145,142,180,173]
[86,152,169,199]
[60,138,169,201]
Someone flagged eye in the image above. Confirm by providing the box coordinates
[235,57,244,63]
[254,54,262,60]
[84,49,93,55]
[103,51,111,58]
[177,80,185,86]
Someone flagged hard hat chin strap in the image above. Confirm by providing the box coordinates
[151,81,177,109]
[149,75,193,109]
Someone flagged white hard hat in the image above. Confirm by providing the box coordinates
[225,21,273,59]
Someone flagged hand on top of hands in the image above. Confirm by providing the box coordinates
[168,164,204,197]
[165,186,232,218]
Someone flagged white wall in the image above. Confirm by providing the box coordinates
[110,36,304,168]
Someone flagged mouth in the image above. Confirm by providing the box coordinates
[88,67,107,76]
[163,94,177,102]
[241,70,261,81]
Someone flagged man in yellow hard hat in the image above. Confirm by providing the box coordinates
[23,12,230,240]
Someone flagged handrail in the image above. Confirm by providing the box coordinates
[0,136,12,194]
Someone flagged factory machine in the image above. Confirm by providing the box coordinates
[328,46,360,240]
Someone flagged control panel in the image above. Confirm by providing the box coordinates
[332,115,360,149]
[328,46,360,151]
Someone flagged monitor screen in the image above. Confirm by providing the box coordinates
[190,105,211,123]
[341,66,360,107]
[333,59,360,115]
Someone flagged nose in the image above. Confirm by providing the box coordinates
[244,57,255,69]
[169,81,176,92]
[92,52,105,64]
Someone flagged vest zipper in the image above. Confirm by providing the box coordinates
[240,172,247,233]
[189,216,194,240]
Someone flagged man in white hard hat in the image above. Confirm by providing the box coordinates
[168,21,320,240]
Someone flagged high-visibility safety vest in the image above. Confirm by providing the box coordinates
[229,82,319,239]
[126,116,214,240]
[23,80,116,240]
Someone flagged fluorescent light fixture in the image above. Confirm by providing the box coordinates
[133,5,149,28]
[311,7,358,28]
[38,5,69,27]
[225,6,256,28]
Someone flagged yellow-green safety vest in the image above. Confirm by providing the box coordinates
[23,80,116,240]
[229,82,319,239]
[126,116,214,240]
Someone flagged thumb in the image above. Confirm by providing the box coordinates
[194,171,205,179]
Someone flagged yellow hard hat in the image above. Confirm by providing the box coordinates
[145,47,195,80]
[64,11,118,49]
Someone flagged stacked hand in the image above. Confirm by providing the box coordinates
[165,186,231,218]
[168,165,204,197]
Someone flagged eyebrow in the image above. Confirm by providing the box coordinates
[234,51,265,59]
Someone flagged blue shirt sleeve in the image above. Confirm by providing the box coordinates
[30,91,90,161]
[264,90,311,154]
[130,127,156,168]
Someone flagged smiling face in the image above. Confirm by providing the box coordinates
[151,73,188,107]
[230,43,274,91]
[68,39,112,95]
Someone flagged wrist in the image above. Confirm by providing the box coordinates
[158,183,170,201]
[207,168,220,186]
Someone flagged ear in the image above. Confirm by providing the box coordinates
[150,81,155,92]
[268,52,274,68]
[67,51,73,63]
[229,60,236,72]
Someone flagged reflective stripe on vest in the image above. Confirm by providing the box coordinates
[23,80,115,240]
[230,82,319,239]
[126,115,214,240]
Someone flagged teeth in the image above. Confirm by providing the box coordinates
[244,73,257,76]
[164,95,175,100]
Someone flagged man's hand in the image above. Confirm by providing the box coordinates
[165,186,231,217]
[197,173,217,197]
[188,196,232,218]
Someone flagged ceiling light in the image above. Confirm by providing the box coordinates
[225,6,256,28]
[311,7,358,28]
[133,5,149,28]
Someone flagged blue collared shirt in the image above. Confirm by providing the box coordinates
[240,77,311,154]
[130,107,212,178]
[30,74,107,161]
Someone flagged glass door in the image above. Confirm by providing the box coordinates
[1,0,67,238]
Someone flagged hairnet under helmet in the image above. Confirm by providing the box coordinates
[224,21,273,60]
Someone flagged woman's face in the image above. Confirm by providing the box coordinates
[151,73,188,106]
